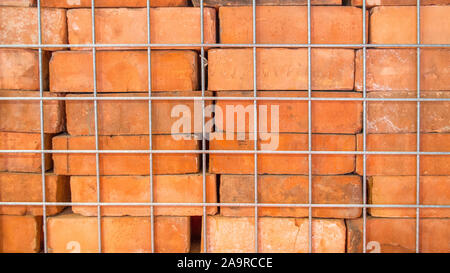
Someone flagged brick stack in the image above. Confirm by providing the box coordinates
[348,5,450,253]
[0,5,69,252]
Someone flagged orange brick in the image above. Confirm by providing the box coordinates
[192,0,342,6]
[41,0,188,7]
[369,176,450,218]
[66,92,212,136]
[210,133,355,175]
[215,91,362,134]
[52,134,200,175]
[347,217,450,253]
[0,214,42,253]
[0,0,35,6]
[370,6,450,45]
[203,216,346,253]
[47,212,190,253]
[219,6,365,44]
[67,7,215,50]
[0,132,53,173]
[208,48,355,91]
[0,49,49,90]
[0,7,67,50]
[70,174,217,216]
[351,0,450,8]
[355,49,450,92]
[0,172,69,216]
[356,133,450,176]
[220,175,362,218]
[0,91,65,133]
[367,91,450,133]
[50,50,199,92]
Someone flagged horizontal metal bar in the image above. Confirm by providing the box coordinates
[1,150,449,155]
[0,202,448,208]
[0,43,449,48]
[1,96,450,102]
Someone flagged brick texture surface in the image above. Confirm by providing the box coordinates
[0,215,42,253]
[41,0,188,7]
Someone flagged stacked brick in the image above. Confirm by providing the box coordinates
[0,0,449,253]
[0,5,69,252]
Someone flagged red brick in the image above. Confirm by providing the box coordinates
[203,216,346,253]
[0,7,67,50]
[0,214,42,253]
[215,91,362,134]
[0,0,34,6]
[0,91,65,133]
[210,133,355,175]
[50,50,199,92]
[355,49,450,92]
[47,212,190,253]
[52,134,200,175]
[70,174,217,216]
[0,172,69,216]
[66,92,212,136]
[41,0,188,7]
[356,133,450,176]
[219,6,365,44]
[67,7,215,50]
[369,176,450,218]
[0,49,49,90]
[370,6,450,45]
[208,48,355,91]
[347,217,450,253]
[0,131,53,173]
[193,0,342,6]
[351,0,450,8]
[220,175,362,218]
[367,91,450,133]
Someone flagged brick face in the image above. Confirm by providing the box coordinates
[50,51,199,92]
[0,215,42,253]
[41,0,188,7]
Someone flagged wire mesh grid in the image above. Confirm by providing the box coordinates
[0,0,449,253]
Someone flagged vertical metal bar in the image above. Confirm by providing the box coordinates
[91,0,102,253]
[37,0,48,253]
[200,0,208,253]
[416,0,421,254]
[146,0,155,253]
[252,0,258,253]
[362,0,367,254]
[307,0,312,254]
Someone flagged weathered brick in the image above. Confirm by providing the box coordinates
[47,212,190,253]
[70,174,217,216]
[215,91,362,134]
[0,7,67,50]
[220,175,362,218]
[0,49,49,90]
[66,92,212,136]
[0,132,53,173]
[369,176,450,218]
[208,48,355,91]
[210,133,355,175]
[347,217,450,253]
[370,6,450,45]
[67,8,215,50]
[203,216,346,253]
[351,0,450,8]
[0,91,65,133]
[0,215,42,253]
[0,0,35,6]
[50,50,199,92]
[356,133,450,176]
[41,0,188,7]
[52,134,200,175]
[193,0,343,6]
[367,91,450,133]
[355,49,450,92]
[219,6,365,44]
[0,172,69,216]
